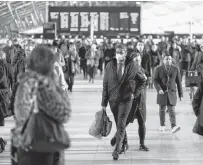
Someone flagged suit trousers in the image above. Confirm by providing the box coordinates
[159,105,176,128]
[109,100,133,152]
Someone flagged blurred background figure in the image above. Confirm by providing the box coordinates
[12,45,71,165]
[85,44,100,83]
[0,51,13,153]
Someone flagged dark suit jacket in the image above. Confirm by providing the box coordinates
[101,58,136,107]
[154,64,183,106]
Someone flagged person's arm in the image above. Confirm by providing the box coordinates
[191,51,198,70]
[59,53,65,67]
[192,82,203,116]
[175,67,183,99]
[153,67,162,93]
[101,64,109,107]
[133,71,147,99]
[127,63,137,94]
[7,63,14,89]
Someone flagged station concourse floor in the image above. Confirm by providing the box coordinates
[0,79,203,165]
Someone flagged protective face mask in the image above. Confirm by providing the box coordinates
[116,54,125,62]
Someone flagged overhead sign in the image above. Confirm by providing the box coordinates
[48,6,141,37]
[43,22,56,39]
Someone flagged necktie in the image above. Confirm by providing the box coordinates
[117,63,123,82]
[166,65,170,88]
[166,65,170,75]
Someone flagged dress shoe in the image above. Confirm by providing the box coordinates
[139,144,149,151]
[112,150,119,160]
[110,137,116,146]
[119,143,129,154]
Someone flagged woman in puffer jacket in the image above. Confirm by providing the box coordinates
[12,45,71,165]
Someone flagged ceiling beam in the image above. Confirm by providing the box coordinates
[6,2,20,29]
[31,1,40,23]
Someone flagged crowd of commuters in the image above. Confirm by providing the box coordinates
[0,35,202,163]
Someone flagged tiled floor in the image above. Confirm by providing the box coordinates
[0,85,203,165]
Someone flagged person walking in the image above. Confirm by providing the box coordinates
[0,51,13,153]
[154,54,183,133]
[12,46,71,165]
[101,44,137,160]
[125,52,149,153]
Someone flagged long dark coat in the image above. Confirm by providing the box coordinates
[127,66,147,123]
[192,81,203,127]
[101,58,136,107]
[0,61,13,122]
[154,64,183,106]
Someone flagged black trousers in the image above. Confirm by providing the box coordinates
[109,100,132,152]
[125,110,146,145]
[67,74,74,90]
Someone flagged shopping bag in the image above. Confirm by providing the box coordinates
[89,110,103,139]
[193,116,203,136]
[185,71,201,87]
[100,111,112,137]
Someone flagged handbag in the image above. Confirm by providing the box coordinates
[89,110,103,139]
[100,110,112,137]
[20,87,70,153]
[193,116,203,136]
[185,71,201,87]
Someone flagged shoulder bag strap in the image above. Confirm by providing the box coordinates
[21,81,38,134]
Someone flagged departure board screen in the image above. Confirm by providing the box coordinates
[109,13,119,31]
[48,6,141,36]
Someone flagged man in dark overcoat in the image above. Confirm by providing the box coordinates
[101,44,137,160]
[154,54,183,133]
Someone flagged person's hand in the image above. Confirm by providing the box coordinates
[143,74,147,81]
[159,90,164,94]
[101,106,106,112]
[131,94,134,100]
[180,97,184,101]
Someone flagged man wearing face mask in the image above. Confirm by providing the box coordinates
[154,54,183,133]
[101,44,137,160]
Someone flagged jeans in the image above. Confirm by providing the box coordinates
[159,105,176,128]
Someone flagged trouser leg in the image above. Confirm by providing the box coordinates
[137,111,146,145]
[159,105,166,126]
[114,100,132,152]
[167,105,176,128]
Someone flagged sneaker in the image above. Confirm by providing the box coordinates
[159,126,165,131]
[172,126,181,133]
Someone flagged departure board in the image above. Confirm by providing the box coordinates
[48,6,141,36]
[43,22,56,39]
[109,13,119,31]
